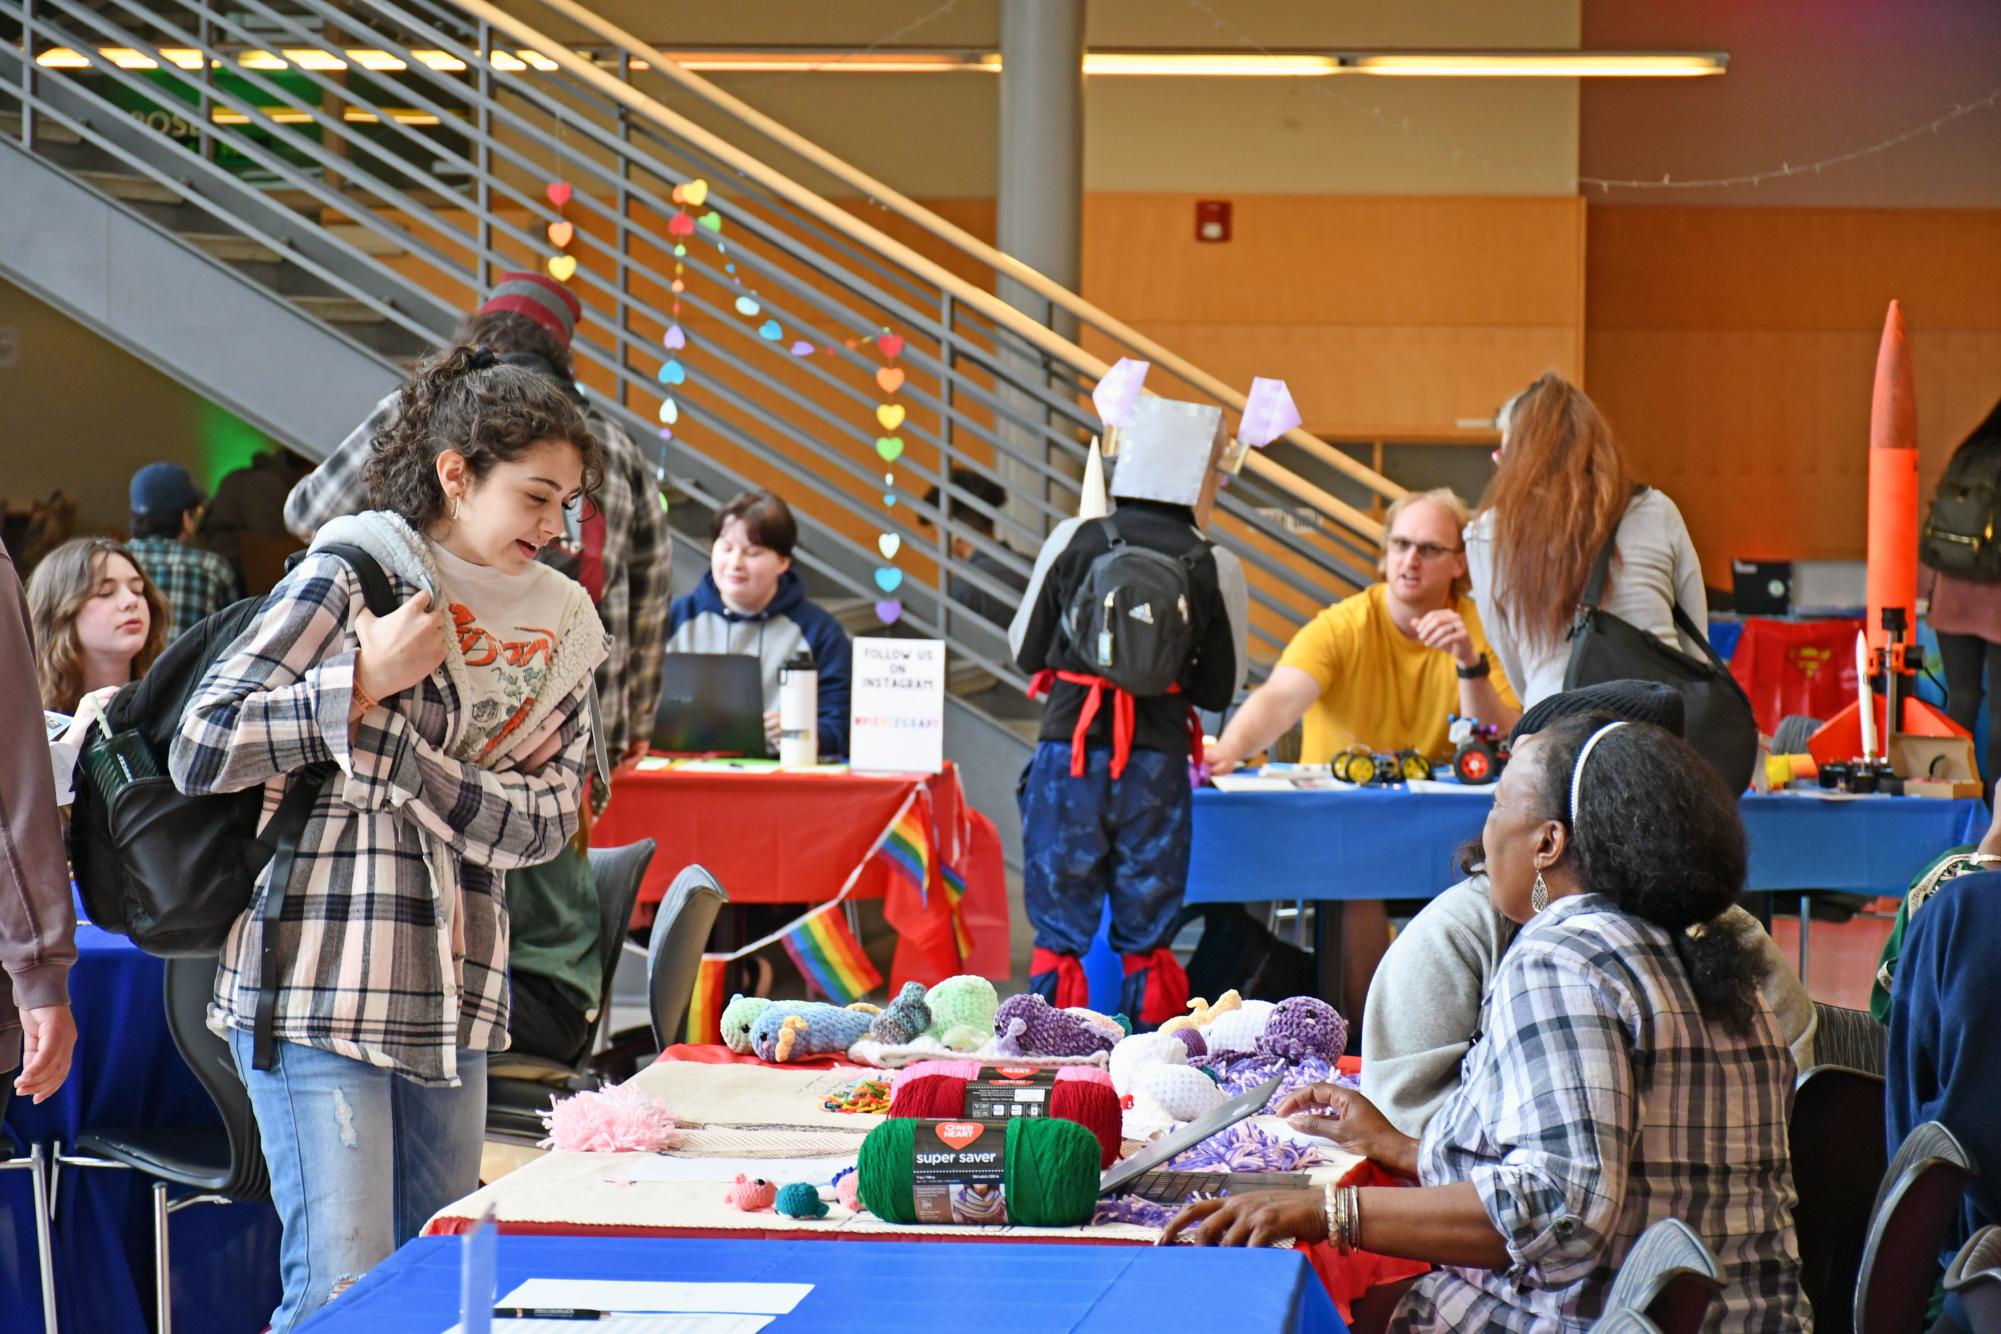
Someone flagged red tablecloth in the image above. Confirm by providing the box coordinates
[590,763,1010,985]
[1729,617,1865,735]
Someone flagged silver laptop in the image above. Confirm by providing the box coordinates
[1099,1075,1313,1201]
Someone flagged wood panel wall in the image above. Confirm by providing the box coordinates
[1586,206,2001,578]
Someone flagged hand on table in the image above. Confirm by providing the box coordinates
[616,737,652,773]
[1278,1084,1420,1179]
[1411,609,1478,668]
[763,709,783,752]
[14,1004,76,1104]
[1204,737,1245,776]
[1158,1189,1328,1248]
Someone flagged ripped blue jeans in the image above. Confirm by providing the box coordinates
[228,1030,486,1333]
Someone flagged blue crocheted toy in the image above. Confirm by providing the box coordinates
[773,1182,829,1218]
[750,1000,880,1063]
[868,981,931,1046]
[721,994,782,1054]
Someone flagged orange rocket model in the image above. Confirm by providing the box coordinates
[1809,300,1971,772]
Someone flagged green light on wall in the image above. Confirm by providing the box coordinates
[196,401,275,491]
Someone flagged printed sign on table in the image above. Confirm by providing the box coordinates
[849,637,944,775]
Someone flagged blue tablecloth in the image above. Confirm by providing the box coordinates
[299,1235,1345,1333]
[0,923,280,1334]
[1187,788,1987,903]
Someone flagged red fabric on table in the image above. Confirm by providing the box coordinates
[654,1043,865,1071]
[1728,617,1864,735]
[1302,1160,1432,1324]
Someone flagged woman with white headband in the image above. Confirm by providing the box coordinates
[1164,716,1807,1332]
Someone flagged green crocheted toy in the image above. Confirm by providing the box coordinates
[720,994,775,1054]
[923,975,999,1047]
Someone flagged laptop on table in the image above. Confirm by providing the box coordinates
[651,653,770,758]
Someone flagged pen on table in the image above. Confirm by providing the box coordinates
[494,1308,607,1321]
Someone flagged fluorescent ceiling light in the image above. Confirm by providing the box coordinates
[1350,52,1725,77]
[1082,52,1340,77]
[283,47,347,71]
[347,50,408,71]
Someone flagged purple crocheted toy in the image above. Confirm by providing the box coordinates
[1252,996,1348,1064]
[1170,1026,1208,1062]
[993,993,1116,1058]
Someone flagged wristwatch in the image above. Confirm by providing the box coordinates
[1456,653,1491,680]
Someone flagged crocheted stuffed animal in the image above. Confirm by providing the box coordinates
[1110,1031,1189,1097]
[723,1174,777,1211]
[1203,998,1276,1058]
[750,1001,879,1062]
[923,975,1000,1042]
[1253,996,1348,1064]
[1133,1063,1228,1123]
[992,993,1116,1058]
[1170,1026,1209,1062]
[1159,989,1242,1036]
[869,981,931,1046]
[772,1182,829,1218]
[720,994,775,1054]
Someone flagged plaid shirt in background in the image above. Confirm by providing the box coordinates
[125,535,238,641]
[169,551,597,1085]
[285,396,671,760]
[1403,893,1808,1332]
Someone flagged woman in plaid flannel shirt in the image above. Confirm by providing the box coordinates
[1166,717,1808,1332]
[171,345,608,1332]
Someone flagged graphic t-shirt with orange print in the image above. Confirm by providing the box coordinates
[427,539,579,764]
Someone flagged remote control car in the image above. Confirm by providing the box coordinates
[1449,715,1511,785]
[1333,745,1434,786]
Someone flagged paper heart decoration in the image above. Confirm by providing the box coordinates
[875,367,905,395]
[667,213,695,237]
[682,178,709,207]
[878,533,901,559]
[877,333,904,360]
[758,320,782,340]
[876,403,906,431]
[659,398,679,424]
[671,183,686,205]
[789,341,815,356]
[673,244,687,258]
[873,599,903,625]
[1092,357,1149,429]
[697,211,723,233]
[874,567,904,593]
[884,493,896,506]
[1236,376,1301,447]
[874,436,904,463]
[546,254,577,281]
[659,360,686,385]
[546,220,574,248]
[658,427,673,440]
[545,181,572,206]
[663,325,686,350]
[734,295,760,317]
[671,280,685,294]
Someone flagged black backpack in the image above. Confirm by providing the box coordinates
[1921,399,2001,581]
[68,543,396,960]
[1061,519,1207,695]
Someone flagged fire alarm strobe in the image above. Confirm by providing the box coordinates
[1195,200,1231,243]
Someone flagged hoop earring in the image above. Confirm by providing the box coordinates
[1531,870,1550,915]
[449,493,463,522]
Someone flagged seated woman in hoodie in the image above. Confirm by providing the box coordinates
[667,490,852,758]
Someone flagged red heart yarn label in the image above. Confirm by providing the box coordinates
[935,1122,985,1151]
[995,1066,1037,1080]
[545,181,572,206]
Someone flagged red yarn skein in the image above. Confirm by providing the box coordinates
[889,1075,1121,1168]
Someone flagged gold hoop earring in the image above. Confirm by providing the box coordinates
[450,494,463,522]
[1531,870,1550,915]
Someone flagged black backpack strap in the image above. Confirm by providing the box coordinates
[251,541,400,1070]
[1577,486,1651,612]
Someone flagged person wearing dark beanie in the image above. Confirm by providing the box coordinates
[1359,678,1814,1137]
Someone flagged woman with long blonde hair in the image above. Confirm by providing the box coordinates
[1465,373,1706,707]
[25,537,169,714]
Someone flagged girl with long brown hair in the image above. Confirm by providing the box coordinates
[1465,372,1706,706]
[24,536,170,714]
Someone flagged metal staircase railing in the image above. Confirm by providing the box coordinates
[2,0,1406,690]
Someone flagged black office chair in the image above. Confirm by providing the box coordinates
[61,955,268,1334]
[1790,1064,1889,1334]
[0,1092,58,1334]
[1946,1225,2001,1333]
[1600,1217,1725,1334]
[486,839,656,1142]
[594,864,729,1082]
[1854,1120,1976,1334]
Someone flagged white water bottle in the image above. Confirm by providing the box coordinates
[778,650,818,768]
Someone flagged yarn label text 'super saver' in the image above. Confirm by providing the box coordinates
[912,1120,1011,1225]
[962,1069,1057,1122]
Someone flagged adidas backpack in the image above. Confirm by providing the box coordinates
[1061,519,1208,696]
[68,543,395,957]
[1920,398,2001,582]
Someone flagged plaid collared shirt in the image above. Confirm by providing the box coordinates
[286,395,671,759]
[1402,893,1809,1333]
[125,535,239,641]
[169,550,597,1085]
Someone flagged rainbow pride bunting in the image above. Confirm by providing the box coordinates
[781,903,883,1004]
[879,804,932,904]
[684,953,730,1046]
[941,862,973,961]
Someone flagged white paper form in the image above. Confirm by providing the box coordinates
[450,1318,774,1334]
[495,1281,812,1316]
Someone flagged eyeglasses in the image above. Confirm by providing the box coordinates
[1386,536,1464,560]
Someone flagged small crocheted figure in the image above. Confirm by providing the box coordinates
[1110,1031,1188,1097]
[1134,1062,1228,1123]
[1203,999,1276,1058]
[832,1166,864,1214]
[1170,1026,1208,1062]
[992,993,1116,1058]
[720,994,774,1054]
[1253,996,1348,1064]
[773,1182,829,1218]
[750,1001,879,1062]
[1159,989,1242,1036]
[924,975,1000,1043]
[869,981,932,1046]
[723,1174,777,1211]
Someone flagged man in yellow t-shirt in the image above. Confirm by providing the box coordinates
[1206,488,1519,774]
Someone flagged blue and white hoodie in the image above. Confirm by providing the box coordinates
[665,569,852,758]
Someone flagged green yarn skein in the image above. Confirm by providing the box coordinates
[922,975,999,1043]
[856,1117,1100,1228]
